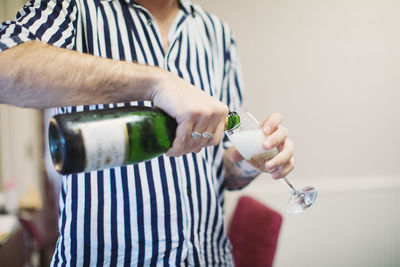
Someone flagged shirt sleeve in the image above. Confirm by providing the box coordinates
[0,0,78,52]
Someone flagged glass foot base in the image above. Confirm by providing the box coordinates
[286,187,318,214]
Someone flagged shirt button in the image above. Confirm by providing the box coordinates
[147,19,152,26]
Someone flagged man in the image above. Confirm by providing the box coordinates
[0,0,294,265]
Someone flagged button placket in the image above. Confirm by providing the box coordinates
[164,13,188,68]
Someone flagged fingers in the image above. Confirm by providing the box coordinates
[265,137,295,179]
[166,121,192,157]
[190,108,227,148]
[271,157,295,180]
[261,112,282,135]
[259,112,295,178]
[166,103,228,157]
[263,125,288,150]
[210,120,226,146]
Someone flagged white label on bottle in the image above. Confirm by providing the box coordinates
[79,119,128,172]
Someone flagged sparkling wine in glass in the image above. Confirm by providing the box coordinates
[225,110,318,214]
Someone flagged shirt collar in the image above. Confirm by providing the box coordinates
[126,0,195,17]
[179,0,196,16]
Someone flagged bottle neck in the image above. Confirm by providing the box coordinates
[224,111,240,131]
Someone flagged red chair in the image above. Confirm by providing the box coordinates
[228,196,283,267]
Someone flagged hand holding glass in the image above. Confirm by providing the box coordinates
[225,110,318,214]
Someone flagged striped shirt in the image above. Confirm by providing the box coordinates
[0,0,244,266]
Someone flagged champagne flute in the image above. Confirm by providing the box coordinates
[225,110,318,214]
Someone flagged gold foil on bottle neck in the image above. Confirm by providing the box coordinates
[224,117,229,131]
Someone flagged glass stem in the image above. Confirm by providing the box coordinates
[280,177,298,195]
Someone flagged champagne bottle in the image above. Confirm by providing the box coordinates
[49,106,240,175]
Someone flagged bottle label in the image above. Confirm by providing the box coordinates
[79,119,128,172]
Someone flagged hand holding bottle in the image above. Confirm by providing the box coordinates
[150,69,229,157]
[48,106,240,174]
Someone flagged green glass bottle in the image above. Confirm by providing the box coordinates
[49,106,240,175]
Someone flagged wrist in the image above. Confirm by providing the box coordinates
[223,148,261,190]
[121,62,163,102]
[225,147,261,178]
[146,66,167,102]
[224,164,259,191]
[234,160,261,178]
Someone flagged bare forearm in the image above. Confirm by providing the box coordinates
[223,147,261,190]
[0,41,158,109]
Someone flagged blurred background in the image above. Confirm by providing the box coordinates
[1,0,399,266]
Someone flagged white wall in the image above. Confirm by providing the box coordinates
[197,0,400,266]
[199,0,400,180]
[0,0,26,22]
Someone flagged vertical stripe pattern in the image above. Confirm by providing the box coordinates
[0,0,243,266]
